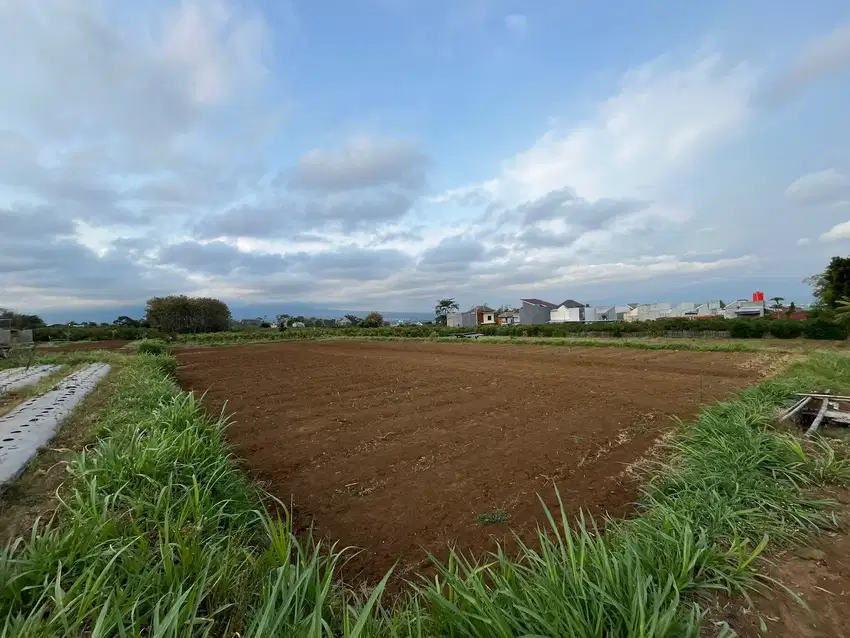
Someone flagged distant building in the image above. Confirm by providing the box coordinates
[497,310,520,325]
[549,299,586,323]
[519,298,558,325]
[447,305,496,327]
[724,299,766,319]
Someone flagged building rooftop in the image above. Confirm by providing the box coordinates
[520,298,557,308]
[557,299,585,308]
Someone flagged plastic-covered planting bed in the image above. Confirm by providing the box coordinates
[0,365,61,394]
[0,363,111,484]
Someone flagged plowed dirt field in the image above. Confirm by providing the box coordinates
[177,341,763,581]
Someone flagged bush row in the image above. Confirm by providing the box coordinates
[39,317,850,343]
[32,326,166,342]
[173,318,849,343]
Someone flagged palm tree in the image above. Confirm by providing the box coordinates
[435,298,459,317]
[769,296,785,310]
[835,298,850,321]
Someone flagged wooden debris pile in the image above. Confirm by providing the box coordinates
[780,390,850,436]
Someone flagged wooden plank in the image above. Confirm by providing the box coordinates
[780,396,811,422]
[805,398,830,437]
[824,410,850,425]
[795,393,850,401]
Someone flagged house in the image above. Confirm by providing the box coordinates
[447,305,494,327]
[497,310,520,325]
[337,316,353,326]
[477,306,497,325]
[594,306,618,322]
[447,309,476,328]
[683,300,724,319]
[549,299,586,323]
[519,298,558,325]
[625,302,674,322]
[290,321,306,328]
[724,299,766,319]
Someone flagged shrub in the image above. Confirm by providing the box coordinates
[729,319,768,338]
[768,320,804,339]
[137,339,168,355]
[802,318,850,340]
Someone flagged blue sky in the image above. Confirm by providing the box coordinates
[2,0,850,319]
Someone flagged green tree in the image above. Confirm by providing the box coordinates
[0,308,46,330]
[435,298,459,319]
[806,256,850,309]
[113,315,140,327]
[363,311,384,327]
[145,296,231,333]
[788,301,796,313]
[835,298,850,322]
[769,296,785,310]
[344,314,362,326]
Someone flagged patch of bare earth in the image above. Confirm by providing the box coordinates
[177,340,766,582]
[707,489,850,638]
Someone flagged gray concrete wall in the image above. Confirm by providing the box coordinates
[519,303,551,325]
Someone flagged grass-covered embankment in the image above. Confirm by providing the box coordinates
[1,351,849,636]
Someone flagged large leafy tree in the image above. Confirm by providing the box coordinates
[806,256,850,309]
[145,296,231,333]
[113,315,140,327]
[435,298,459,317]
[769,296,785,310]
[0,308,46,330]
[363,311,384,327]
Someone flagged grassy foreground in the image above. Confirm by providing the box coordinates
[1,352,850,636]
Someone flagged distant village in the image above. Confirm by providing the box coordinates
[227,292,809,329]
[445,292,808,327]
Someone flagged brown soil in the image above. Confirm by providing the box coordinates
[177,340,763,582]
[42,340,130,351]
[712,490,850,638]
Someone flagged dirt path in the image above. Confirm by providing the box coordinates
[177,341,763,581]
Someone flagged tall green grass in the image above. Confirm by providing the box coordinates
[1,352,849,636]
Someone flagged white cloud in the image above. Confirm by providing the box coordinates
[797,237,811,246]
[161,0,269,105]
[786,168,850,206]
[821,220,850,242]
[493,54,755,203]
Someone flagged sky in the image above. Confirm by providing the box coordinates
[2,0,850,320]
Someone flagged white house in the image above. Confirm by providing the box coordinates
[549,299,586,323]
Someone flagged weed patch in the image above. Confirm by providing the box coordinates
[476,509,509,525]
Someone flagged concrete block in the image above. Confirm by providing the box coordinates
[0,363,111,484]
